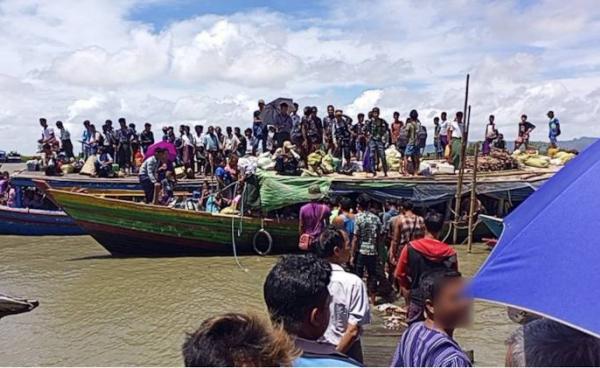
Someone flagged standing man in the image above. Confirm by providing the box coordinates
[353,113,367,160]
[389,201,425,281]
[448,111,465,171]
[482,115,498,155]
[311,106,323,147]
[102,120,116,159]
[514,114,536,152]
[323,105,336,154]
[439,112,449,157]
[115,118,133,173]
[351,194,382,305]
[404,110,422,176]
[55,121,74,159]
[203,126,220,175]
[390,112,403,147]
[365,107,389,177]
[394,211,458,324]
[140,123,155,155]
[299,185,331,250]
[273,102,293,149]
[38,118,57,149]
[81,120,92,159]
[300,106,320,157]
[315,228,371,363]
[433,117,442,159]
[253,99,266,153]
[390,270,472,367]
[547,110,561,148]
[139,147,167,203]
[333,110,353,171]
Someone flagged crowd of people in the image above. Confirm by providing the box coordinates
[33,100,562,179]
[181,191,600,367]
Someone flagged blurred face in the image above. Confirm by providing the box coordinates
[521,115,527,122]
[394,113,399,120]
[258,102,265,110]
[489,116,495,123]
[427,277,472,328]
[441,112,447,120]
[372,110,379,118]
[281,105,288,114]
[327,106,334,116]
[548,111,554,118]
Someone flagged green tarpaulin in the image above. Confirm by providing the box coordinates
[258,171,332,212]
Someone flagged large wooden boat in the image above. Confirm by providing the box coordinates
[0,205,84,236]
[41,185,299,256]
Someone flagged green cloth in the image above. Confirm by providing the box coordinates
[257,171,332,213]
[451,137,462,169]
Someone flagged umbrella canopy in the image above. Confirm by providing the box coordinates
[144,141,177,162]
[470,139,600,337]
[261,97,294,127]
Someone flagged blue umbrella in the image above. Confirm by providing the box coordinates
[470,139,600,338]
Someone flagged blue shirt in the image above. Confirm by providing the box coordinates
[549,118,560,137]
[391,322,471,367]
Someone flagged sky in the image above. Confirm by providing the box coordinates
[1,0,599,154]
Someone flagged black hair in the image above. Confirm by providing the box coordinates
[39,117,47,123]
[339,197,353,212]
[327,105,334,109]
[263,254,331,334]
[403,200,414,211]
[118,117,126,124]
[356,193,371,209]
[244,128,252,134]
[358,113,364,118]
[424,211,444,234]
[521,114,528,119]
[280,102,288,108]
[410,109,418,119]
[420,269,462,306]
[328,195,339,206]
[456,112,463,118]
[314,227,345,259]
[144,122,151,128]
[182,312,297,367]
[56,120,63,126]
[522,319,600,366]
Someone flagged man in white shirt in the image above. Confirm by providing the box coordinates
[439,111,449,154]
[314,227,371,364]
[448,111,465,170]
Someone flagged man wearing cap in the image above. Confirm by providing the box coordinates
[274,102,293,149]
[299,185,331,250]
[365,107,389,177]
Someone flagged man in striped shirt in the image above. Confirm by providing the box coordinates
[391,270,472,367]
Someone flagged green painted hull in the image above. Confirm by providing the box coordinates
[48,189,299,256]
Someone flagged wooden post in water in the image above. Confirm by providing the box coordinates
[467,144,479,253]
[452,74,470,244]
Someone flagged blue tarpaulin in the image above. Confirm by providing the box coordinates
[470,138,600,337]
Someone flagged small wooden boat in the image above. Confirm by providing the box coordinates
[479,214,504,238]
[0,205,84,235]
[41,184,299,256]
[0,293,39,319]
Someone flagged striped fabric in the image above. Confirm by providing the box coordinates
[390,322,471,367]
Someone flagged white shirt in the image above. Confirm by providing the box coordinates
[321,263,371,346]
[439,120,449,137]
[42,127,55,141]
[449,120,464,139]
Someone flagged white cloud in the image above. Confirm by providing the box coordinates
[0,0,599,153]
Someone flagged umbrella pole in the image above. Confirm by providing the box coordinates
[468,144,479,253]
[453,74,470,244]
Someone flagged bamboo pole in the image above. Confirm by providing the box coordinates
[467,144,479,253]
[452,74,470,244]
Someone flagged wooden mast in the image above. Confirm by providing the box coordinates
[452,74,470,243]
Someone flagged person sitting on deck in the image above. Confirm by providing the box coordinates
[391,269,472,367]
[394,210,458,324]
[314,228,371,363]
[182,312,299,367]
[264,254,361,367]
[159,171,176,206]
[95,146,113,178]
[139,147,167,204]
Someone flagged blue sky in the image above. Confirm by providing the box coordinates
[0,0,599,153]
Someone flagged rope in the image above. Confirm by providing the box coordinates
[230,181,248,272]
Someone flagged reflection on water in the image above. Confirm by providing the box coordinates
[0,235,512,366]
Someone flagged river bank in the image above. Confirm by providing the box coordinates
[0,235,513,366]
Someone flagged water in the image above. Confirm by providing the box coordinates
[0,235,513,366]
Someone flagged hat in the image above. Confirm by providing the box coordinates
[307,184,323,200]
[258,99,265,104]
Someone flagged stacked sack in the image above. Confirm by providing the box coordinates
[385,146,402,171]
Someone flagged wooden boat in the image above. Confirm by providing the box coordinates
[40,184,299,256]
[0,205,84,236]
[479,214,504,238]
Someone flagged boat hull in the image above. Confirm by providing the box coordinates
[46,189,299,256]
[0,205,84,236]
[479,214,504,238]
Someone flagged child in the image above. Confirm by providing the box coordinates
[160,171,176,205]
